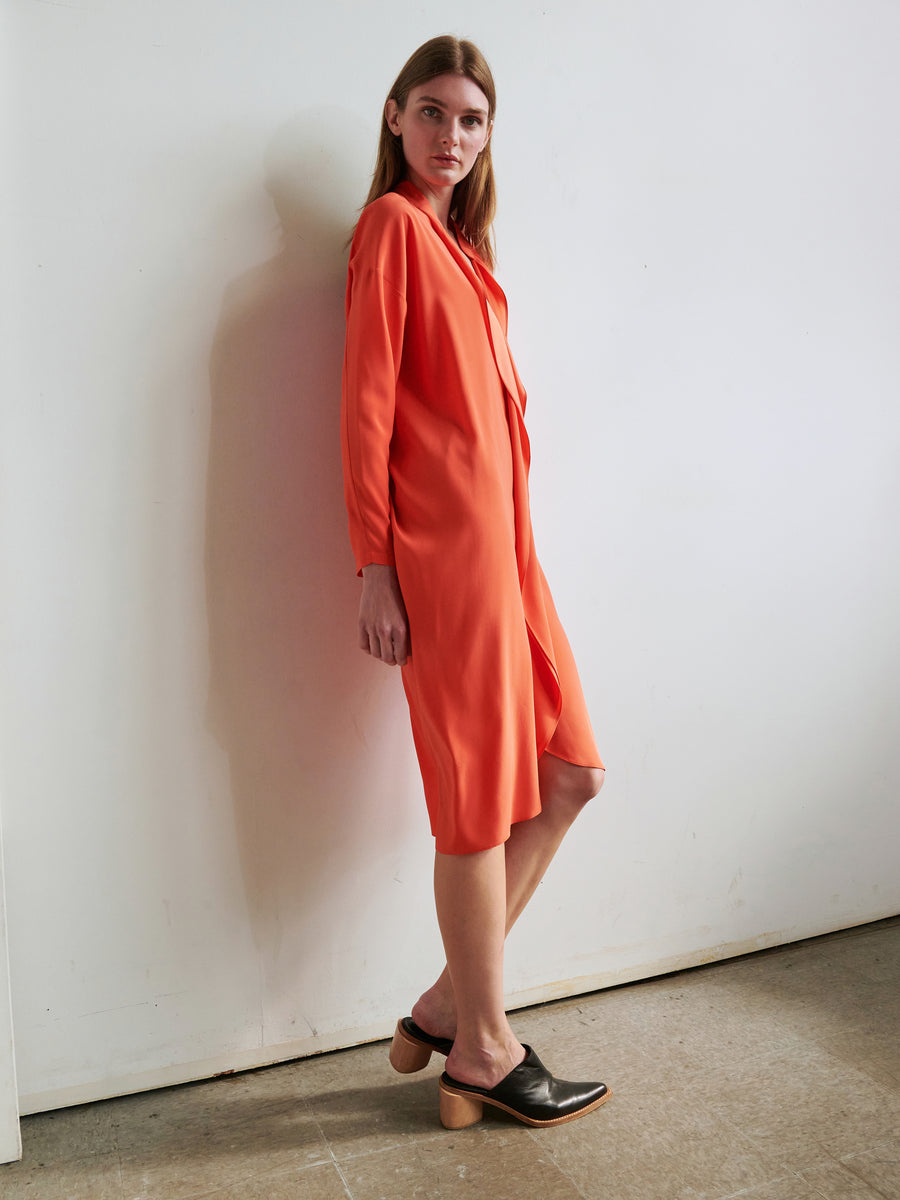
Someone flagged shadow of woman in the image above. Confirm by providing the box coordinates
[205,112,420,1046]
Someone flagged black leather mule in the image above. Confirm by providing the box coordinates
[439,1045,610,1128]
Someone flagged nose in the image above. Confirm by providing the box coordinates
[440,119,462,147]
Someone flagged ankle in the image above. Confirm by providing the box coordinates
[411,988,457,1039]
[446,1034,525,1089]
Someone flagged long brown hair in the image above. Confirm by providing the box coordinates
[360,35,498,269]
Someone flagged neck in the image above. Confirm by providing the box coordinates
[404,172,454,232]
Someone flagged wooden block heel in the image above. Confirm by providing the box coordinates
[389,1020,434,1073]
[439,1082,483,1129]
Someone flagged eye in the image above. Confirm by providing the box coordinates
[421,106,441,118]
[462,116,483,127]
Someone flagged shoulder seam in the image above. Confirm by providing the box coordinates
[353,263,406,302]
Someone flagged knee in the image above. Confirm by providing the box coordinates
[577,766,605,805]
[549,764,605,815]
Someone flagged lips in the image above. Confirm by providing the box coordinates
[433,155,460,165]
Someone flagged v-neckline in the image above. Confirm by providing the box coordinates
[396,180,480,275]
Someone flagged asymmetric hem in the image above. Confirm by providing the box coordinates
[342,181,602,854]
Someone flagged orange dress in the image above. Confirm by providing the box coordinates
[341,181,602,854]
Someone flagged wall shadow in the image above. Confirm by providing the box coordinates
[205,111,415,1032]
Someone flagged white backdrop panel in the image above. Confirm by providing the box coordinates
[1,0,898,1111]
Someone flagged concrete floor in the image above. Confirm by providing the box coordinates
[2,916,899,1199]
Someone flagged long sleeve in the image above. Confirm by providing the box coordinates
[340,196,409,574]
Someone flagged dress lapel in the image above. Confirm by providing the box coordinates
[393,182,526,416]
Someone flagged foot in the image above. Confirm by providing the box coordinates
[411,982,458,1041]
[444,1035,526,1090]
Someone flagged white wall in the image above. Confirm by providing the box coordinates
[2,1,898,1114]
[0,813,21,1162]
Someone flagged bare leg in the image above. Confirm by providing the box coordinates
[433,845,524,1087]
[505,755,605,931]
[412,755,604,1044]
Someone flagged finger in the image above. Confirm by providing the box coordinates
[360,623,381,657]
[378,631,398,665]
[383,623,409,666]
[394,626,410,665]
[365,626,385,659]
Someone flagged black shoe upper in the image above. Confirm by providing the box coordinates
[402,1016,454,1057]
[442,1045,608,1121]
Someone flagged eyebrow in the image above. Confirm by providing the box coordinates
[415,94,488,116]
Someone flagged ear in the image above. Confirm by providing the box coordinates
[482,119,494,150]
[385,98,402,136]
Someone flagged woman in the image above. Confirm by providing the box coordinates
[341,35,610,1130]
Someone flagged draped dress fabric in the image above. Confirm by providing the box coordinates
[341,180,601,854]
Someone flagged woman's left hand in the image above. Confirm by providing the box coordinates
[357,563,411,666]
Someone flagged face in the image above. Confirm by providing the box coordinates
[385,73,492,198]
